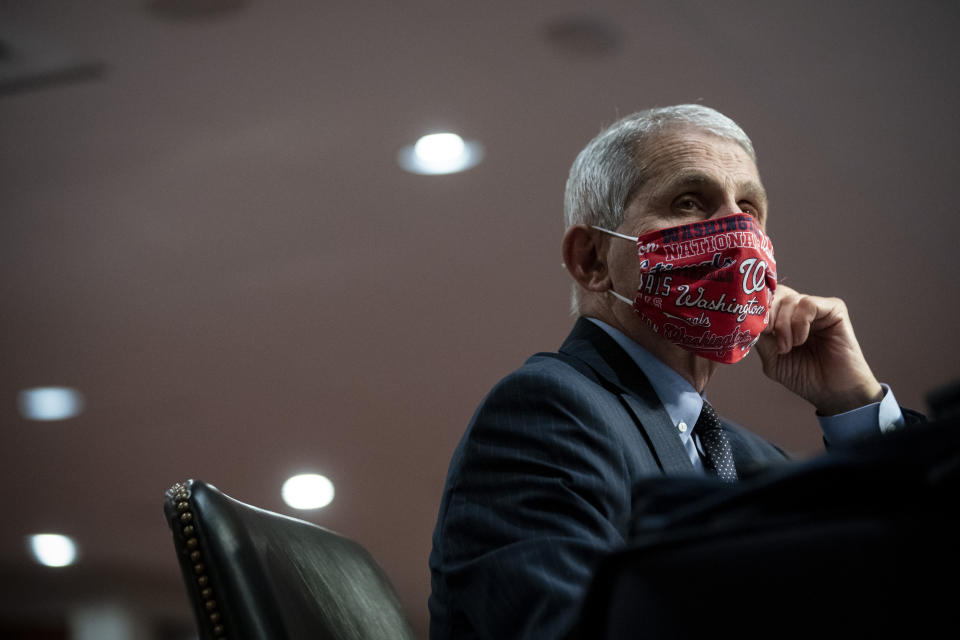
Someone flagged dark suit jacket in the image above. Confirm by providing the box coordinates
[428,318,789,640]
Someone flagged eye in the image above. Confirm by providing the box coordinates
[738,201,759,217]
[673,195,703,213]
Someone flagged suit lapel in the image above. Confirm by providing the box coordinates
[559,318,694,475]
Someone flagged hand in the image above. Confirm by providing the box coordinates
[755,284,883,415]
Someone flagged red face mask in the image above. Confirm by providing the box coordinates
[595,213,777,363]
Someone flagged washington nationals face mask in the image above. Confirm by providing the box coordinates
[594,213,777,363]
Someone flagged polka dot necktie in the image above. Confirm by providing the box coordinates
[694,401,739,482]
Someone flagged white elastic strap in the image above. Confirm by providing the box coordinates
[609,290,634,306]
[589,226,636,306]
[591,225,638,241]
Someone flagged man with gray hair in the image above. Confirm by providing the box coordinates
[428,105,921,639]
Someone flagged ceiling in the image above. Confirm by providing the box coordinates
[2,0,959,636]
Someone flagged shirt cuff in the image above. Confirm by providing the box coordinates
[818,384,906,446]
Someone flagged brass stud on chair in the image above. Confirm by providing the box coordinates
[168,481,226,640]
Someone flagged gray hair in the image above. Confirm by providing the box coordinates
[563,104,757,313]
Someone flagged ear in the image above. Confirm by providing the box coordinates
[562,225,611,292]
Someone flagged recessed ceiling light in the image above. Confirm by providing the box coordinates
[28,533,78,567]
[544,14,623,57]
[18,387,84,421]
[281,473,335,510]
[147,0,247,21]
[397,132,484,175]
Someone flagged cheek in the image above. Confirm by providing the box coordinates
[608,248,640,290]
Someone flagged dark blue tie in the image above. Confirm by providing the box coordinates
[695,401,738,482]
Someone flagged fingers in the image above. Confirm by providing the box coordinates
[765,284,796,354]
[790,297,817,349]
[765,285,842,354]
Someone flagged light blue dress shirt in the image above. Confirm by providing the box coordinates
[587,317,905,470]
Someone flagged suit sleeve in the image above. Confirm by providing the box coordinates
[430,364,635,639]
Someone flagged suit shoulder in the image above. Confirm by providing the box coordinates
[455,352,635,463]
[480,351,613,409]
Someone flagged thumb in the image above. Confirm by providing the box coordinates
[754,332,781,376]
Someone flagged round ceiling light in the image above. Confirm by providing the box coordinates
[281,473,335,510]
[18,387,85,421]
[544,14,623,57]
[397,132,484,175]
[29,533,78,567]
[148,0,247,21]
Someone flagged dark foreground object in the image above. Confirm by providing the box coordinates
[163,479,415,640]
[573,416,960,639]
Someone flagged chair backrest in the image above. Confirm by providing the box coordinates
[164,479,416,640]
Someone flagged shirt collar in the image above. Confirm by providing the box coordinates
[586,317,704,430]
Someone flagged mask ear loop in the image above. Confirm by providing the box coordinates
[588,227,639,308]
[609,289,635,307]
[591,225,638,241]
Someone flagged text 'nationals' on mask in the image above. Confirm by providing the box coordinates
[594,213,777,363]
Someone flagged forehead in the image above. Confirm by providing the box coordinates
[638,127,760,187]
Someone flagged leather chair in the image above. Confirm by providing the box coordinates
[163,479,416,640]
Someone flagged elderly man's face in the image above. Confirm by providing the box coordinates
[621,127,767,236]
[600,127,768,342]
[606,126,767,294]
